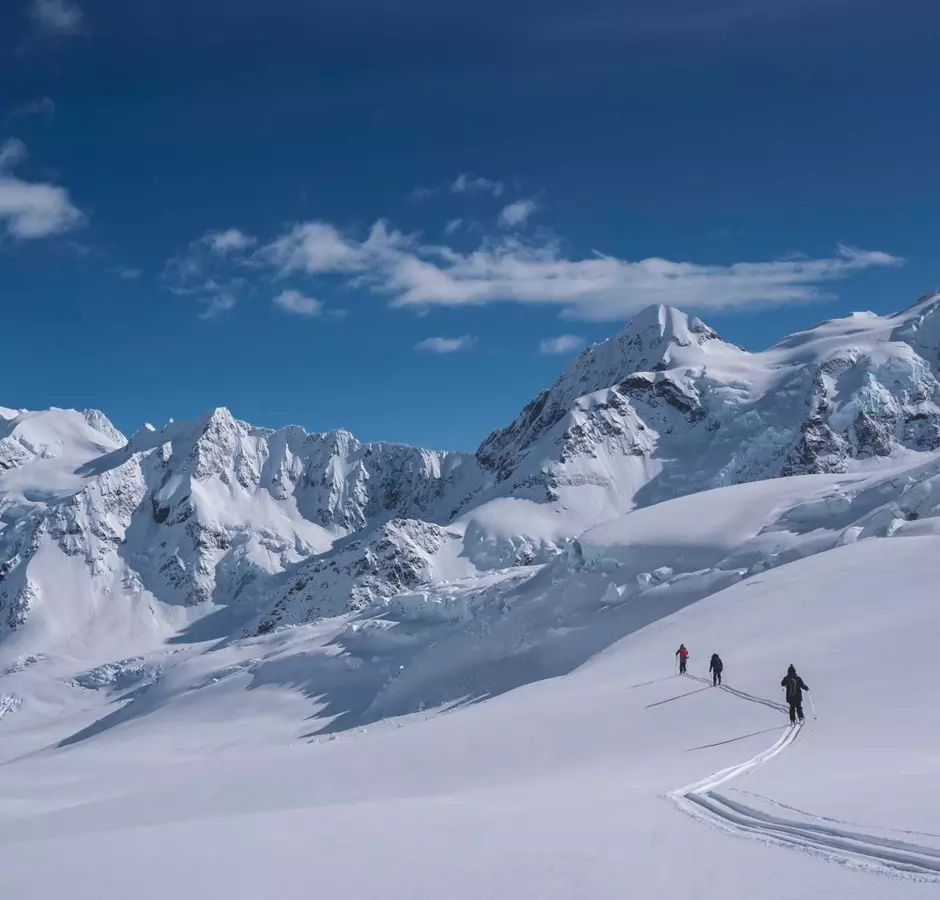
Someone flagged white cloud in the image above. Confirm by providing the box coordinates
[261,220,378,274]
[414,335,475,354]
[499,199,539,229]
[254,216,901,322]
[7,97,56,121]
[444,218,464,235]
[539,334,587,355]
[179,212,902,325]
[206,228,255,255]
[0,139,83,239]
[411,173,506,203]
[199,292,237,320]
[165,229,254,285]
[451,173,505,197]
[0,139,27,170]
[273,289,323,317]
[117,267,143,280]
[384,240,903,322]
[163,229,261,319]
[31,0,83,35]
[410,186,436,202]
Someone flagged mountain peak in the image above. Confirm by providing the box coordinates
[556,305,723,399]
[617,305,720,350]
[476,306,729,481]
[198,407,238,430]
[81,409,126,445]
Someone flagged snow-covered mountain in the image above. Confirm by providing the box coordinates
[477,295,940,513]
[5,301,940,900]
[5,294,940,652]
[0,405,484,652]
[249,517,470,633]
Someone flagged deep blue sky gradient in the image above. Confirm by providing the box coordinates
[1,0,939,448]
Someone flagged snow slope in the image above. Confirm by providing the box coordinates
[0,407,125,511]
[0,496,937,898]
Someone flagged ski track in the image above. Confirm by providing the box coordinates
[734,789,940,841]
[663,675,940,881]
[685,673,788,714]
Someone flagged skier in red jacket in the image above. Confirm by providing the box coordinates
[675,644,689,674]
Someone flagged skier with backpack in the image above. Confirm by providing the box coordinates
[781,664,809,725]
[709,653,723,686]
[675,644,689,674]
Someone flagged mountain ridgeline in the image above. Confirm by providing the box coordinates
[3,294,940,648]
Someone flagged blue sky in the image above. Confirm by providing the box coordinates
[1,0,939,449]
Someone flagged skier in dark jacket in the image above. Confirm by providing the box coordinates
[781,664,809,724]
[709,653,723,686]
[675,644,689,675]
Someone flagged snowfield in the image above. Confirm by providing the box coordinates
[0,528,938,898]
[2,300,940,897]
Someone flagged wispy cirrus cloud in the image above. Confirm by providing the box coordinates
[199,292,237,320]
[451,173,504,198]
[0,140,26,170]
[273,289,323,317]
[499,199,539,229]
[0,138,84,239]
[414,335,475,354]
[166,226,347,320]
[173,205,902,325]
[249,216,902,322]
[260,220,381,274]
[31,0,83,35]
[539,334,587,355]
[206,228,255,255]
[162,228,254,317]
[411,172,506,202]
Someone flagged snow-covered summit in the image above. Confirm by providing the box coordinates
[7,295,940,651]
[0,403,484,649]
[0,407,124,468]
[0,408,126,509]
[477,305,732,480]
[477,297,940,517]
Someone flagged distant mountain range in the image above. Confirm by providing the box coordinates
[4,293,940,651]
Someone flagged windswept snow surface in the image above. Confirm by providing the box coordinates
[0,473,939,897]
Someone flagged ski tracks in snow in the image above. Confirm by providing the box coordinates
[659,675,940,882]
[685,673,789,714]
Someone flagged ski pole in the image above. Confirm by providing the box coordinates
[807,693,818,720]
